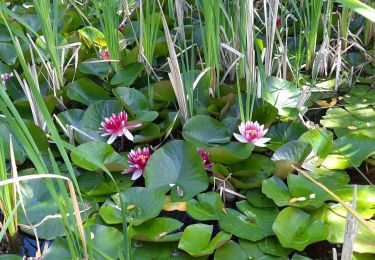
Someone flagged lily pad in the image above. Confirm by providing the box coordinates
[113,86,149,115]
[214,241,248,260]
[67,78,111,106]
[187,192,225,221]
[272,207,328,251]
[144,140,209,201]
[206,142,254,164]
[78,58,112,77]
[322,133,375,169]
[110,63,144,86]
[130,217,183,242]
[182,115,231,147]
[178,224,231,257]
[71,141,127,171]
[267,121,308,151]
[219,201,279,241]
[271,140,312,178]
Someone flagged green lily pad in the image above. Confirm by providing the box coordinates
[0,117,26,163]
[299,128,333,167]
[89,224,125,259]
[206,142,254,164]
[144,140,209,201]
[71,141,127,171]
[0,42,17,65]
[307,168,349,190]
[343,85,375,105]
[271,140,312,178]
[322,133,375,169]
[112,187,166,226]
[267,121,308,151]
[187,192,225,221]
[132,241,199,260]
[265,76,301,117]
[239,239,287,260]
[78,58,112,77]
[246,188,276,208]
[67,78,111,106]
[272,207,328,251]
[110,63,144,86]
[152,80,176,102]
[178,224,231,257]
[130,217,183,242]
[78,26,105,47]
[214,241,248,260]
[43,237,71,260]
[229,154,275,178]
[262,176,292,207]
[98,200,123,224]
[325,203,375,254]
[182,115,231,147]
[257,236,293,257]
[113,86,149,115]
[219,201,279,241]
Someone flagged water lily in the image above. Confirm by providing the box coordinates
[99,111,141,144]
[99,49,111,60]
[233,121,270,147]
[276,17,282,27]
[197,148,213,171]
[123,147,151,180]
[1,72,13,86]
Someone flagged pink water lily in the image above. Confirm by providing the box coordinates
[276,17,282,27]
[233,121,270,147]
[123,147,151,180]
[1,72,13,85]
[99,111,141,144]
[99,49,111,60]
[197,148,213,171]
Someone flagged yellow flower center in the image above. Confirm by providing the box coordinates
[246,129,258,135]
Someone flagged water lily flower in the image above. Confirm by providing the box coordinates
[197,148,213,171]
[99,49,111,60]
[123,147,151,180]
[99,111,141,144]
[1,72,13,86]
[276,17,282,27]
[233,121,270,147]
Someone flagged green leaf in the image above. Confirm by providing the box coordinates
[178,224,231,256]
[182,115,231,146]
[0,42,17,65]
[267,121,308,151]
[78,58,112,77]
[219,201,279,241]
[110,63,144,86]
[271,140,312,178]
[322,133,375,169]
[262,176,292,207]
[43,237,71,260]
[207,142,254,164]
[144,140,209,201]
[113,87,149,115]
[132,241,199,259]
[239,239,287,260]
[257,236,293,257]
[152,80,176,102]
[273,207,328,251]
[90,224,125,259]
[115,187,166,225]
[130,217,183,242]
[67,78,111,106]
[187,192,225,221]
[265,76,301,117]
[246,188,276,208]
[325,203,375,253]
[214,241,248,260]
[71,141,127,171]
[78,26,106,46]
[337,0,375,22]
[299,128,333,167]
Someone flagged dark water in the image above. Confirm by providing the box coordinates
[21,234,51,258]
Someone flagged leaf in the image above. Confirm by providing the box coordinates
[239,239,287,260]
[71,141,127,171]
[325,203,375,253]
[162,195,187,211]
[322,133,375,169]
[262,176,292,207]
[314,97,337,108]
[78,58,112,77]
[89,224,125,259]
[257,236,293,256]
[187,192,225,221]
[113,87,149,115]
[144,140,209,201]
[114,187,166,226]
[272,207,328,251]
[267,121,308,151]
[182,115,231,146]
[67,78,111,106]
[152,80,176,102]
[337,0,375,22]
[299,128,334,167]
[78,26,106,47]
[43,237,71,260]
[207,142,254,164]
[132,241,198,259]
[110,63,144,86]
[178,224,231,256]
[271,140,312,178]
[214,241,248,260]
[219,201,279,241]
[246,188,276,208]
[130,217,183,242]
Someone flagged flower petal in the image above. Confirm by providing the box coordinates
[127,123,142,129]
[131,169,143,180]
[233,133,248,143]
[123,128,134,141]
[107,134,117,144]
